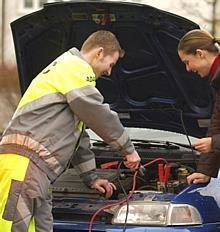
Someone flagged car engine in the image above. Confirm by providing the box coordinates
[51,139,200,224]
[52,139,199,199]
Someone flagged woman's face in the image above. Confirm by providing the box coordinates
[178,50,212,78]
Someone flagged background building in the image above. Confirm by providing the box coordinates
[0,0,47,66]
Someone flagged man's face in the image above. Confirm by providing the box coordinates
[178,50,211,78]
[92,49,120,79]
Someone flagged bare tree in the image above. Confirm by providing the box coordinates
[205,0,219,36]
[178,0,220,36]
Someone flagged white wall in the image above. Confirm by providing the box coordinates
[216,0,220,36]
[3,1,18,66]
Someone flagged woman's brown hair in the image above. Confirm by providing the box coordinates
[178,29,220,54]
[81,30,125,58]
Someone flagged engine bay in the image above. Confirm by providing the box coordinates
[51,139,201,224]
[52,139,200,199]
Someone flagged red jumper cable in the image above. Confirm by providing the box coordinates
[158,163,170,191]
[88,157,169,232]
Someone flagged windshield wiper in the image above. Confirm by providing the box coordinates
[131,139,180,150]
[91,138,195,151]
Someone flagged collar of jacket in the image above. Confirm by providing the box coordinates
[69,47,85,61]
[211,67,220,90]
[210,54,220,78]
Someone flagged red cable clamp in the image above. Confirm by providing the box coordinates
[158,163,170,183]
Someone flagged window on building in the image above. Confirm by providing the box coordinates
[20,0,48,12]
[39,0,47,7]
[24,0,33,8]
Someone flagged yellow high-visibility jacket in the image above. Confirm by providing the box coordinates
[0,48,134,184]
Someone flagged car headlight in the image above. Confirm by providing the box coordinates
[112,201,202,226]
[168,203,202,225]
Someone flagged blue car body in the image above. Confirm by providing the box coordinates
[52,179,220,232]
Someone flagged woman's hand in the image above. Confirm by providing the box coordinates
[187,172,211,184]
[192,137,212,153]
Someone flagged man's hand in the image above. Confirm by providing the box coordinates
[187,172,211,184]
[192,137,212,153]
[90,179,116,198]
[123,150,141,170]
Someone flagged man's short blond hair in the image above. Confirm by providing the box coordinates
[81,30,125,58]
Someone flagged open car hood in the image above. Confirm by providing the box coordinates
[10,0,213,137]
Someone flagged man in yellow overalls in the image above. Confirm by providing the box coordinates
[0,30,141,231]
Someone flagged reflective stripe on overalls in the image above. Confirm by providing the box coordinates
[0,154,52,232]
[0,154,35,231]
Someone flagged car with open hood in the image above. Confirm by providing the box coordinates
[10,1,220,231]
